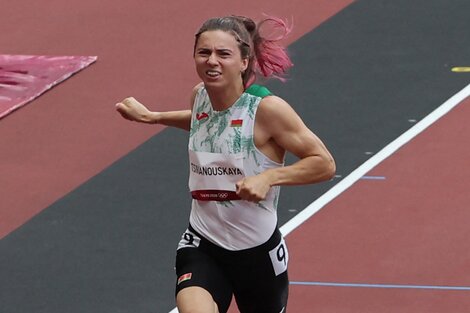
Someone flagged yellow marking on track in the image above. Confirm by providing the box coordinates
[451,67,470,72]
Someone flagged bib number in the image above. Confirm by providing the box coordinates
[269,238,289,276]
[177,229,201,250]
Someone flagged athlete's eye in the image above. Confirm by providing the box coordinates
[216,49,233,58]
[196,49,211,56]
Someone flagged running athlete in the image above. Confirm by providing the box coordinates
[116,15,335,313]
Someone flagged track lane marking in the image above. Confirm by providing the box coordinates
[290,281,470,291]
[280,83,470,236]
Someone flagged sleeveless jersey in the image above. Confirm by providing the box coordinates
[188,85,283,250]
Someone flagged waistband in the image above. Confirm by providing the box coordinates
[188,223,283,262]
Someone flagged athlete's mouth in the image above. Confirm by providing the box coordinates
[206,70,221,77]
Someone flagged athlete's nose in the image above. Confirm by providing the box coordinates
[207,52,218,65]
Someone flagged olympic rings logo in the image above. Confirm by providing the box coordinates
[218,192,229,199]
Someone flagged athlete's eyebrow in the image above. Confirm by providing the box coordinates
[196,47,234,54]
[216,48,233,54]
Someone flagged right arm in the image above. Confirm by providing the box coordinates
[115,83,202,131]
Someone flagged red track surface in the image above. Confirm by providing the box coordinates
[286,97,470,312]
[0,0,353,239]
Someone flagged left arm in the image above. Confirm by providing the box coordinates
[235,96,336,201]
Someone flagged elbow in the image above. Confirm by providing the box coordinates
[321,157,336,182]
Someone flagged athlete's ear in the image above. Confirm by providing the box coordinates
[241,58,249,73]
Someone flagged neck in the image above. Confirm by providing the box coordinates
[205,82,245,111]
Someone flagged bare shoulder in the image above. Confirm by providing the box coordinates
[192,82,204,94]
[257,95,305,133]
[190,82,204,109]
[258,95,289,111]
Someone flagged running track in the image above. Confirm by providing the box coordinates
[1,1,470,312]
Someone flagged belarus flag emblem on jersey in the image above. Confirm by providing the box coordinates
[230,119,243,127]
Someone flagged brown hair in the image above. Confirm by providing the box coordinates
[194,15,293,88]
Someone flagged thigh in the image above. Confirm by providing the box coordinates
[176,286,219,313]
[231,238,289,313]
[175,245,233,313]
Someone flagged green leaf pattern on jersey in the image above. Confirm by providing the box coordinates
[234,94,257,119]
[226,127,241,154]
[216,112,229,138]
[190,97,210,144]
[200,113,219,152]
[243,135,261,167]
[190,92,261,153]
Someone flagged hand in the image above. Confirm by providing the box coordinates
[115,97,154,123]
[235,174,271,203]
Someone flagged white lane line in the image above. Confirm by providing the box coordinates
[280,83,470,236]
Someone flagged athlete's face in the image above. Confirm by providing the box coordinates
[194,30,248,89]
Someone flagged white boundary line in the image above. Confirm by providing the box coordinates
[168,83,470,313]
[281,83,470,236]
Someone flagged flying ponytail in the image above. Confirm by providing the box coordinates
[239,15,293,87]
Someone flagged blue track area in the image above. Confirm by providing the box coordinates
[1,1,470,312]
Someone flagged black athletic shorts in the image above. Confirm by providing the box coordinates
[175,225,289,313]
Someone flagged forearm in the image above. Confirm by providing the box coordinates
[147,110,192,131]
[116,97,192,131]
[263,155,336,187]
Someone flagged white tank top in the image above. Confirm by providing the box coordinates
[188,86,283,250]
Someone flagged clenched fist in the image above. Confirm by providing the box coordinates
[115,97,154,123]
[235,174,272,203]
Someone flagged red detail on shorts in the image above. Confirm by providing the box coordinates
[177,273,192,285]
[191,190,241,201]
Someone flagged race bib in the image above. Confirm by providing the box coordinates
[269,238,289,276]
[188,150,245,201]
[177,229,201,250]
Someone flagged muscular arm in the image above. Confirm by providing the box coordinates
[236,96,335,202]
[115,83,202,131]
[259,96,336,186]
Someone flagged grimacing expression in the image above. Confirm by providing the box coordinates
[194,30,249,88]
